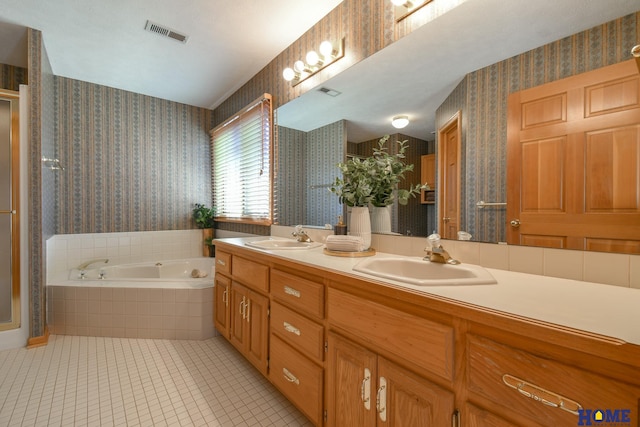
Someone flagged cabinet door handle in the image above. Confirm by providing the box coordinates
[283,285,301,298]
[361,368,371,410]
[222,289,228,306]
[283,321,301,336]
[245,300,250,323]
[282,368,300,385]
[239,297,246,319]
[216,259,226,266]
[502,374,583,415]
[376,377,387,422]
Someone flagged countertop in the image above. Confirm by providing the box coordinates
[215,237,640,346]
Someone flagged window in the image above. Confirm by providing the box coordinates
[211,94,273,225]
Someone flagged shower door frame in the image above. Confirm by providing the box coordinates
[0,89,20,331]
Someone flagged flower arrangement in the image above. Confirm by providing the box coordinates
[330,135,426,207]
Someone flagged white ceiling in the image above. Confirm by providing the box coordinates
[0,0,343,109]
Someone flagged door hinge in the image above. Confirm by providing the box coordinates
[324,341,328,352]
[266,358,269,368]
[267,307,270,317]
[324,410,328,423]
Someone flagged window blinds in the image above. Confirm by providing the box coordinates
[211,94,273,225]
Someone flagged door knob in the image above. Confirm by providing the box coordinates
[510,219,521,228]
[443,217,450,222]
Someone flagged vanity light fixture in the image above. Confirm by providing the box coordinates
[391,0,432,22]
[391,115,410,129]
[282,38,345,86]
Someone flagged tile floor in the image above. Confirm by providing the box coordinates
[0,335,312,426]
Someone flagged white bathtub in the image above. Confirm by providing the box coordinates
[64,258,215,289]
[47,257,217,340]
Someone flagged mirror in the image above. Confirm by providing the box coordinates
[276,1,639,248]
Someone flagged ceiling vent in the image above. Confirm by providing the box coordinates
[318,87,341,97]
[144,20,189,44]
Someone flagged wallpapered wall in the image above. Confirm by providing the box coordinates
[349,133,434,236]
[54,77,213,234]
[435,12,640,244]
[0,64,27,91]
[277,121,346,227]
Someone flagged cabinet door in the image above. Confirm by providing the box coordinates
[229,282,247,352]
[327,333,377,427]
[213,274,231,338]
[378,356,454,426]
[245,288,269,375]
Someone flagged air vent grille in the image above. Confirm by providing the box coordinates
[144,20,189,44]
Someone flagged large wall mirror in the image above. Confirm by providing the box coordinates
[276,0,640,253]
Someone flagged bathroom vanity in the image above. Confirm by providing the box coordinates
[213,237,640,426]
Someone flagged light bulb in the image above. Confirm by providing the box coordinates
[282,68,296,81]
[391,115,409,129]
[306,50,321,67]
[319,41,335,58]
[293,60,306,73]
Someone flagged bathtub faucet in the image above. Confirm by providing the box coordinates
[77,258,109,270]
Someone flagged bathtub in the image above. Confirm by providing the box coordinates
[66,258,215,288]
[47,258,217,340]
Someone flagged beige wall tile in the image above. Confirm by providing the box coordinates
[631,255,640,290]
[584,252,630,287]
[478,243,509,270]
[112,288,125,301]
[544,248,584,281]
[508,246,544,275]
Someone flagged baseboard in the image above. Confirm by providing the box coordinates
[27,325,49,348]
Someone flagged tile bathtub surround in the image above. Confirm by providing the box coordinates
[47,286,216,341]
[46,230,203,283]
[0,335,312,427]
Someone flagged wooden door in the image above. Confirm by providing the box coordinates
[438,112,461,239]
[229,282,247,352]
[245,288,269,375]
[378,356,454,427]
[213,274,230,338]
[327,332,377,427]
[507,59,640,252]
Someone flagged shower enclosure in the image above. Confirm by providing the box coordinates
[0,89,20,331]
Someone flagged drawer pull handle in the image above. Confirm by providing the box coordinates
[376,377,387,422]
[222,289,228,306]
[283,321,301,336]
[216,259,226,266]
[239,297,246,319]
[284,286,301,298]
[502,374,583,415]
[282,368,300,385]
[245,300,250,323]
[361,368,371,410]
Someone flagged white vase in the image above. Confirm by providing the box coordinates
[370,205,392,234]
[349,206,371,250]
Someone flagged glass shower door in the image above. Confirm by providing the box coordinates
[0,95,19,329]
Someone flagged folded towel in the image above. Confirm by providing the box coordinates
[325,235,366,252]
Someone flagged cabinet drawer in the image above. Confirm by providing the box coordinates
[467,334,640,426]
[215,250,231,276]
[269,334,323,426]
[327,287,454,381]
[271,269,324,319]
[271,301,324,362]
[232,256,269,293]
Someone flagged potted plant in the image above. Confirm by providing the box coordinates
[192,203,216,257]
[330,136,425,240]
[204,236,215,258]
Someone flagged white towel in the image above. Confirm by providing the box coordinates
[325,235,366,252]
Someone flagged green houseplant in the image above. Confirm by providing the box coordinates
[192,203,216,256]
[329,135,424,207]
[330,135,426,242]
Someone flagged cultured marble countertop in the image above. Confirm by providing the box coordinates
[216,237,640,346]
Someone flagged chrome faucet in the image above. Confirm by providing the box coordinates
[292,225,312,243]
[424,234,460,264]
[77,258,109,270]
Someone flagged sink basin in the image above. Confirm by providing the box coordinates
[353,256,496,286]
[245,238,323,250]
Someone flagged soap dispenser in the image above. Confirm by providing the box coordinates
[334,215,347,235]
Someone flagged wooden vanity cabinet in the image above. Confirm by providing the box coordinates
[213,250,270,376]
[326,287,456,426]
[268,268,326,426]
